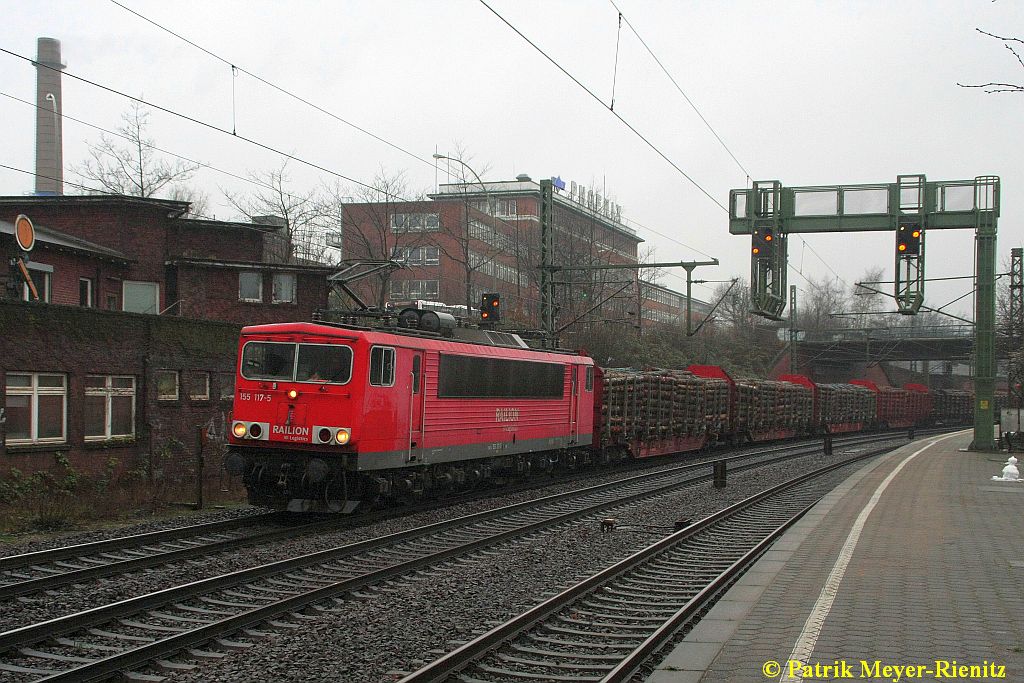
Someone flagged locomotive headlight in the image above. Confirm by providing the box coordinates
[287,389,298,399]
[335,428,351,445]
[232,421,248,438]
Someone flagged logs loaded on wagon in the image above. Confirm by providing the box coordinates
[598,368,729,457]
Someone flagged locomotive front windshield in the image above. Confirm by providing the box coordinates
[241,342,353,384]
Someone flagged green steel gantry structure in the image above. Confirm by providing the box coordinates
[729,175,1000,451]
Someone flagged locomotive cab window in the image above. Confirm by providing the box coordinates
[369,347,396,387]
[241,342,296,381]
[296,344,353,384]
[585,366,594,392]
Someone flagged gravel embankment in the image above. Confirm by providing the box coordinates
[0,442,837,633]
[161,451,867,682]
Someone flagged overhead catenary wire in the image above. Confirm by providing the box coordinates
[2,33,716,298]
[0,46,402,201]
[608,0,753,184]
[0,91,312,208]
[108,0,436,171]
[475,0,728,214]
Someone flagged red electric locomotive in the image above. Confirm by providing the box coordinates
[224,311,594,511]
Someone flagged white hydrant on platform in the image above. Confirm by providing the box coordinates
[992,455,1020,482]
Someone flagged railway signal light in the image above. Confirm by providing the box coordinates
[752,228,774,257]
[481,292,501,322]
[897,221,922,256]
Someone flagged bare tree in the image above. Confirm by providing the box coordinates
[73,102,200,199]
[798,275,847,333]
[224,160,325,264]
[322,169,431,308]
[958,29,1024,93]
[432,150,507,311]
[166,183,210,219]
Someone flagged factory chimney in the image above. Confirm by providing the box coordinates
[34,37,65,196]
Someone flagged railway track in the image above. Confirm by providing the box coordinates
[0,429,931,604]
[396,443,902,683]
[0,512,337,601]
[0,431,917,681]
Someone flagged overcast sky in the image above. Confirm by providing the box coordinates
[2,0,1021,315]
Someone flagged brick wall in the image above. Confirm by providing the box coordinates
[0,300,241,481]
[174,265,328,324]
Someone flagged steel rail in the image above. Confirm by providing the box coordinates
[0,512,284,572]
[0,428,945,605]
[397,443,904,683]
[0,434,909,680]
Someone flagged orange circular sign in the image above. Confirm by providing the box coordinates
[14,214,35,252]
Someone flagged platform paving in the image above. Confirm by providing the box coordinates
[647,431,1024,683]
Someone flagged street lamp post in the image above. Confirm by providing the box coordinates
[433,154,489,314]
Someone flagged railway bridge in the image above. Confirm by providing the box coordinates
[787,324,1009,376]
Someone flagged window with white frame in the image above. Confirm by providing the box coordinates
[391,246,439,266]
[123,281,159,314]
[496,198,518,216]
[272,273,296,304]
[239,272,263,302]
[4,373,66,445]
[219,372,235,402]
[84,376,135,440]
[21,266,52,303]
[391,213,440,233]
[389,279,438,299]
[185,371,210,400]
[79,278,93,307]
[156,370,179,401]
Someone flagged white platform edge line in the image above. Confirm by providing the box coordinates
[779,430,967,682]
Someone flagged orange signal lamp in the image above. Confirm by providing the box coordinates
[752,247,760,255]
[482,312,489,319]
[912,230,921,238]
[898,243,907,252]
[764,234,772,242]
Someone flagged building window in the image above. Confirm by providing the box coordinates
[185,371,210,400]
[4,373,66,445]
[239,272,263,302]
[369,347,395,387]
[123,281,160,314]
[219,372,235,401]
[391,246,440,266]
[84,376,135,440]
[496,198,517,216]
[389,279,439,300]
[79,278,93,307]
[156,370,179,401]
[106,293,118,310]
[391,213,440,233]
[272,273,296,304]
[22,270,52,303]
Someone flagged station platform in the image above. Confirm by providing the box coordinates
[647,430,1024,683]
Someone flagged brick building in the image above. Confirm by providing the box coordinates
[0,195,334,479]
[338,175,708,330]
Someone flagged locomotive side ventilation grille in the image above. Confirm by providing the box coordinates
[485,331,529,348]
